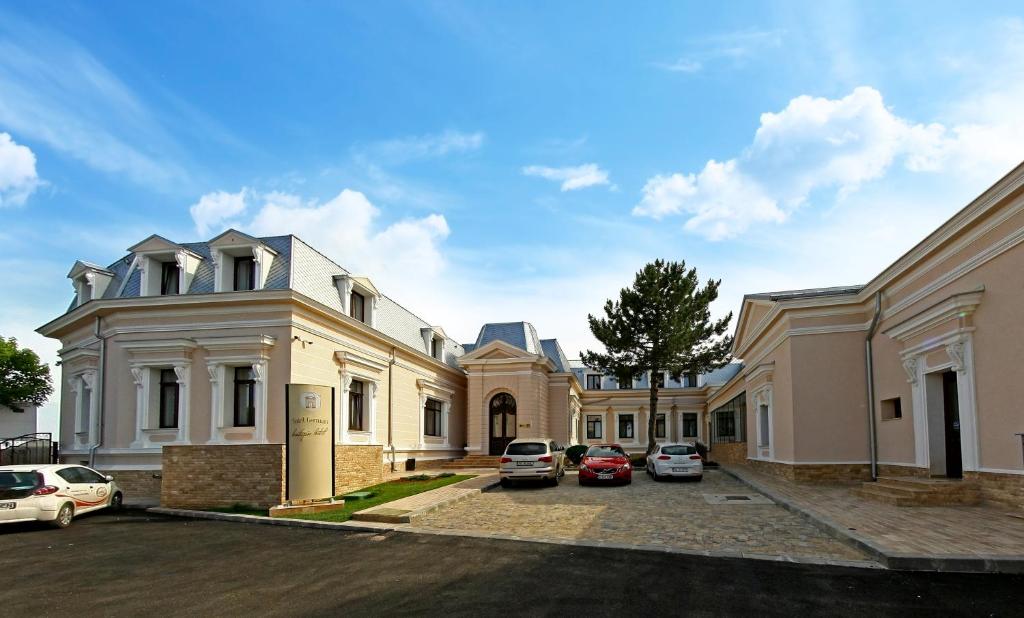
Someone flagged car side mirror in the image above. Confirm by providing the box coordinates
[105,475,114,482]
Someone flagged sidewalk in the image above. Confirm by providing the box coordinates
[352,473,499,524]
[723,463,1024,573]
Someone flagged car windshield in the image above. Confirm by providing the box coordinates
[506,443,547,456]
[0,471,39,490]
[662,445,696,456]
[586,446,626,458]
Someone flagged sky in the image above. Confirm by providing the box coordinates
[3,1,1024,436]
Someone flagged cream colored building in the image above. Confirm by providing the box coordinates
[37,163,1024,509]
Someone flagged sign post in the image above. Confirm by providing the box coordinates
[285,384,335,501]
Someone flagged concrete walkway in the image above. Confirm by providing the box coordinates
[352,473,499,523]
[723,463,1024,573]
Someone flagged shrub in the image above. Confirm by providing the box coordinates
[565,445,588,465]
[436,472,455,478]
[629,454,647,467]
[404,474,431,481]
[694,440,709,461]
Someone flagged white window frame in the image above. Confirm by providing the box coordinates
[199,335,276,444]
[416,379,455,449]
[68,370,98,449]
[130,363,191,447]
[335,275,379,328]
[614,411,639,446]
[334,350,387,445]
[752,385,774,460]
[586,414,604,440]
[680,411,700,441]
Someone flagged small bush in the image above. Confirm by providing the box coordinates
[694,440,709,461]
[436,472,455,478]
[404,474,431,481]
[565,445,588,465]
[629,454,647,467]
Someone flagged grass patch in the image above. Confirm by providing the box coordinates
[289,474,474,523]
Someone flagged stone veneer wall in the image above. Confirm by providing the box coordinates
[965,471,1024,510]
[334,445,384,496]
[710,442,747,464]
[105,469,162,501]
[876,464,930,478]
[748,459,872,482]
[162,444,285,509]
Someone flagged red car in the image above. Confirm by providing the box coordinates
[578,444,632,485]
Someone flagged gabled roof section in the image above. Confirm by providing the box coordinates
[732,285,863,355]
[127,234,188,255]
[208,228,278,254]
[334,274,380,298]
[67,260,114,279]
[539,338,570,372]
[475,322,542,355]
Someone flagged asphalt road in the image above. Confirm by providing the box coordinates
[2,510,1020,617]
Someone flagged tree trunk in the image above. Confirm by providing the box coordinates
[647,371,659,455]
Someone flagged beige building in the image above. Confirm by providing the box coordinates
[37,163,1024,509]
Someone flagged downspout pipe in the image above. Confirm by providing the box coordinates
[865,292,882,481]
[388,346,396,472]
[88,316,106,468]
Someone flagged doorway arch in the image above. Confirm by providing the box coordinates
[489,392,517,455]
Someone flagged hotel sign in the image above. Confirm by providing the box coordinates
[286,384,335,501]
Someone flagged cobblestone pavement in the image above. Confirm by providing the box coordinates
[414,469,866,560]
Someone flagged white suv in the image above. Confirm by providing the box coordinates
[499,438,565,487]
[0,464,124,528]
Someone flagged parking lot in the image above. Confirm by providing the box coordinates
[415,469,867,561]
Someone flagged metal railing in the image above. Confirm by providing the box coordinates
[0,433,59,466]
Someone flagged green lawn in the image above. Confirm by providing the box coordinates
[205,474,474,522]
[290,474,474,523]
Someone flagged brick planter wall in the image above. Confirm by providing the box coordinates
[710,442,747,464]
[162,444,285,509]
[965,471,1024,510]
[334,445,384,496]
[104,469,162,501]
[749,459,872,483]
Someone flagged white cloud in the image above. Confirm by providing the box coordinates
[0,132,39,207]
[189,188,248,236]
[190,188,451,304]
[634,86,1024,239]
[358,130,485,165]
[522,163,610,191]
[656,28,784,74]
[656,59,702,73]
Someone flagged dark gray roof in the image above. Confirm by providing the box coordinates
[745,285,864,302]
[461,343,477,353]
[474,322,543,355]
[703,362,743,386]
[65,232,465,368]
[539,339,571,372]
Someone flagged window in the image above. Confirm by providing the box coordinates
[424,398,442,437]
[684,372,698,387]
[653,373,665,389]
[682,413,698,438]
[431,338,440,359]
[160,262,179,295]
[78,380,92,431]
[348,380,365,431]
[77,467,107,484]
[881,397,902,420]
[710,392,746,444]
[506,442,546,456]
[233,366,256,427]
[716,412,736,439]
[618,378,631,390]
[56,468,84,483]
[586,415,602,439]
[350,291,365,322]
[758,404,770,447]
[586,445,626,458]
[158,369,179,429]
[586,374,602,390]
[655,413,666,438]
[662,444,696,456]
[618,414,635,440]
[233,256,255,291]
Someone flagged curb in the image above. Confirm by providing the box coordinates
[145,505,882,570]
[720,465,1024,574]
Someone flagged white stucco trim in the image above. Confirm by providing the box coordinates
[752,385,774,461]
[613,410,641,447]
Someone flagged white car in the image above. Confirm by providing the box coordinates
[646,443,703,481]
[0,464,123,528]
[499,438,566,487]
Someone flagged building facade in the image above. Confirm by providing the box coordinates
[37,163,1024,509]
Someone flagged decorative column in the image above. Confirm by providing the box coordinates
[130,367,147,448]
[207,363,222,443]
[253,361,268,444]
[174,363,191,443]
[368,381,379,444]
[417,391,427,449]
[251,246,263,290]
[338,373,352,445]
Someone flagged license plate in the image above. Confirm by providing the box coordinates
[516,461,533,466]
[672,467,688,472]
[0,502,14,510]
[597,473,613,480]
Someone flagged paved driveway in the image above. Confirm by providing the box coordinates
[414,469,866,561]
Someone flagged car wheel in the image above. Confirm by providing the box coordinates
[109,491,123,511]
[52,503,74,529]
[578,478,587,487]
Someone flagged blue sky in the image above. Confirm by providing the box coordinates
[3,2,1024,434]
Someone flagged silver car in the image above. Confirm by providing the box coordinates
[499,438,565,487]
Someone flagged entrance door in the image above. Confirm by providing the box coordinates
[942,371,963,479]
[489,393,517,455]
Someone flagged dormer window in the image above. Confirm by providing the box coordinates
[420,326,446,361]
[431,338,439,359]
[160,262,179,295]
[350,291,365,322]
[233,256,255,291]
[67,261,114,308]
[653,372,666,389]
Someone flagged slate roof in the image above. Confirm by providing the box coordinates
[703,362,743,386]
[539,339,571,372]
[745,285,863,302]
[474,322,543,355]
[64,232,465,368]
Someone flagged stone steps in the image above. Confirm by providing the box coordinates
[854,476,981,507]
[440,456,501,469]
